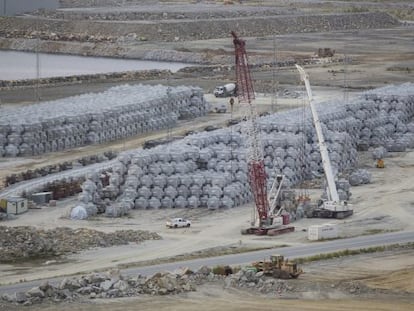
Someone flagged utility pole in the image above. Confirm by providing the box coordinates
[166,77,172,151]
[343,51,349,104]
[35,14,41,103]
[271,34,278,113]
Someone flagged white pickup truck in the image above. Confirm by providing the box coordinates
[166,218,191,228]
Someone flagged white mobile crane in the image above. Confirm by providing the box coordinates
[296,65,353,219]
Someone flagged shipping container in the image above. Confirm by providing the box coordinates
[31,192,53,205]
[308,223,338,240]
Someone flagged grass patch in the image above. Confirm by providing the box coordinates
[295,242,414,264]
[344,6,369,13]
[362,228,399,236]
[119,244,288,270]
[386,66,412,73]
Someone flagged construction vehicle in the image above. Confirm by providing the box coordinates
[376,159,385,168]
[211,103,227,113]
[296,65,353,219]
[213,82,237,98]
[252,254,303,279]
[231,32,294,236]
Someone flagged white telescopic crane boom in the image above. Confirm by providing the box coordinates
[295,64,339,203]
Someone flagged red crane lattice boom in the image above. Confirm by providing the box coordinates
[232,31,269,227]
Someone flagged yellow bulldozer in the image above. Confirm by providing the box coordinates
[251,254,303,279]
[376,159,385,168]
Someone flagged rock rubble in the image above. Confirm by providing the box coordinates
[0,262,394,307]
[0,226,161,263]
[0,266,292,306]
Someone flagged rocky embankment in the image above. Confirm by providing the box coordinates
[0,12,399,43]
[0,70,171,90]
[0,226,161,263]
[0,264,385,307]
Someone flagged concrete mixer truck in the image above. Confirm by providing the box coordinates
[213,83,237,98]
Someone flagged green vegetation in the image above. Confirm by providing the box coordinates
[386,66,412,73]
[384,8,414,21]
[295,243,414,264]
[344,6,369,13]
[363,228,400,235]
[119,244,288,269]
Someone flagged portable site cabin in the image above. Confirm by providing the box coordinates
[31,192,53,205]
[308,223,338,241]
[0,197,28,215]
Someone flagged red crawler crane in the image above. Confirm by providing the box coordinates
[232,31,269,229]
[232,32,294,235]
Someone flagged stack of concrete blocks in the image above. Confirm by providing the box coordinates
[372,146,388,160]
[0,84,208,157]
[363,83,414,151]
[349,169,372,186]
[321,178,352,201]
[76,170,112,217]
[69,83,413,216]
[118,133,254,212]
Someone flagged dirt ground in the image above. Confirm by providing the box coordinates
[1,1,414,309]
[3,250,414,311]
[1,149,413,286]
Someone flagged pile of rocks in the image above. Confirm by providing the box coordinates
[1,262,386,307]
[0,226,161,263]
[224,268,291,294]
[1,265,294,306]
[0,267,205,305]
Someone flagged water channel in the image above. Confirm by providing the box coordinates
[0,51,192,80]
